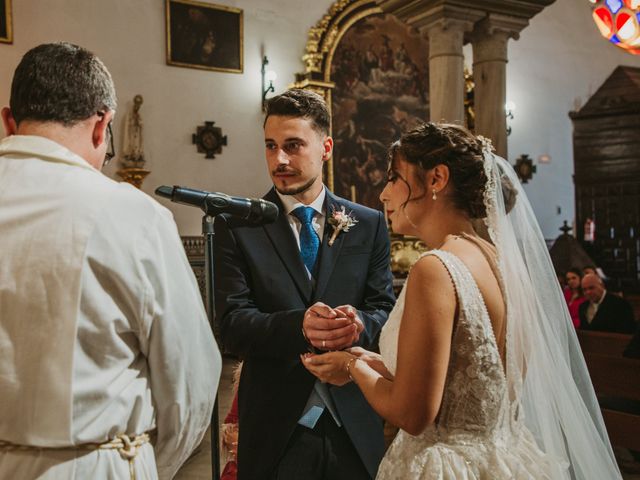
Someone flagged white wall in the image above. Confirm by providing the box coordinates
[506,0,640,238]
[2,0,639,238]
[0,0,334,235]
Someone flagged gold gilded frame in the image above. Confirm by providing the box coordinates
[0,0,12,44]
[166,0,243,73]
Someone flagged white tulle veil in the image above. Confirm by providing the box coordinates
[478,143,622,479]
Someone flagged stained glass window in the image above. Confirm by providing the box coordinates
[591,0,640,54]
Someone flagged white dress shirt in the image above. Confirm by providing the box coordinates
[0,135,221,479]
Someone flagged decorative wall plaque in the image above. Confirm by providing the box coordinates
[513,154,536,184]
[192,121,227,159]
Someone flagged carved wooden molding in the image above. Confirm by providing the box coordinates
[390,234,429,277]
[297,0,383,84]
[181,235,206,258]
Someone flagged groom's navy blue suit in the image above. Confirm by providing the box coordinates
[214,187,395,480]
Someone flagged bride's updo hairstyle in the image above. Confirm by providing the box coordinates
[389,122,490,219]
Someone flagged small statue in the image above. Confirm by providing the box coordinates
[122,94,145,168]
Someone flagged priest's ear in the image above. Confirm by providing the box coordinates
[1,107,18,136]
[92,110,114,149]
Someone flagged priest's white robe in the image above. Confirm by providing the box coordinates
[0,135,221,479]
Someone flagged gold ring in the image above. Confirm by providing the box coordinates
[322,340,326,348]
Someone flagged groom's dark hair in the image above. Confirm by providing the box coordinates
[264,89,330,136]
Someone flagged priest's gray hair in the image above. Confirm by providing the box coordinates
[9,42,117,126]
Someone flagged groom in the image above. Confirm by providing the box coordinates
[213,89,395,480]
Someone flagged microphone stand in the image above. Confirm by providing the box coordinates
[154,184,278,480]
[203,214,221,480]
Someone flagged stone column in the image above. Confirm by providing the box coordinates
[424,18,473,124]
[471,15,528,158]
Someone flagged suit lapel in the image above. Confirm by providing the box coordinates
[314,190,347,301]
[262,189,313,303]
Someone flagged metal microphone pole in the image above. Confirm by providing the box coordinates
[203,214,221,480]
[154,185,278,480]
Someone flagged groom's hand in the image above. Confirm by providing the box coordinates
[334,305,364,346]
[303,302,359,351]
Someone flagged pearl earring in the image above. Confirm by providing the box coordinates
[432,189,438,201]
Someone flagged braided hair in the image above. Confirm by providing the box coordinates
[389,122,490,219]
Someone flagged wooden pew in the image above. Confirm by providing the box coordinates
[578,331,640,454]
[577,330,632,357]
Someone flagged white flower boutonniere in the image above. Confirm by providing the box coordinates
[328,206,358,246]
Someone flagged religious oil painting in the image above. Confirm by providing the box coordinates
[166,0,243,73]
[331,14,429,212]
[0,0,12,44]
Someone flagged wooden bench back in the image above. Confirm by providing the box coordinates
[582,353,640,401]
[577,330,631,357]
[578,331,640,454]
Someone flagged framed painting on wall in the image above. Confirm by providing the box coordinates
[0,0,12,44]
[166,0,243,73]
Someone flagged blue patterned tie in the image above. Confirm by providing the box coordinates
[291,206,320,275]
[292,206,338,429]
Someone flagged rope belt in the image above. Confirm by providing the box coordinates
[0,433,150,480]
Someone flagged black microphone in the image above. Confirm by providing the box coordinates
[155,185,279,224]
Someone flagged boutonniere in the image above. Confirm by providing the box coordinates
[327,206,358,246]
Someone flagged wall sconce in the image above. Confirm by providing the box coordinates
[505,101,516,136]
[262,55,277,110]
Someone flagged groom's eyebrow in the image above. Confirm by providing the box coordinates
[268,137,307,144]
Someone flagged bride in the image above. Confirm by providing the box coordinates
[302,123,622,479]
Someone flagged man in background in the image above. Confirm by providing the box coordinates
[579,273,636,333]
[0,42,221,479]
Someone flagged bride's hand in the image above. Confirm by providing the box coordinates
[300,351,354,386]
[347,347,394,380]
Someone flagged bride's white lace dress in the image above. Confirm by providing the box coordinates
[377,250,561,479]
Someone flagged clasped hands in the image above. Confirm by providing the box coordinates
[301,302,391,386]
[302,301,363,351]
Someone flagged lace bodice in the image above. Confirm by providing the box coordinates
[379,249,509,441]
[376,250,558,478]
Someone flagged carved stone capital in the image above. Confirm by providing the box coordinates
[475,13,529,38]
[420,6,484,33]
[377,0,555,22]
[410,6,481,60]
[471,14,529,62]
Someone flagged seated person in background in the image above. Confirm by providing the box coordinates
[579,273,636,333]
[564,267,587,328]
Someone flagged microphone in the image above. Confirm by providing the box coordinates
[155,185,279,224]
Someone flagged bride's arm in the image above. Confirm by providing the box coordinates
[303,256,455,435]
[354,256,455,434]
